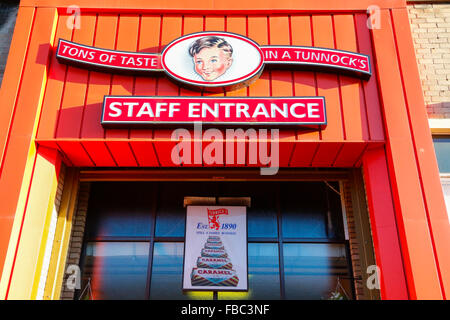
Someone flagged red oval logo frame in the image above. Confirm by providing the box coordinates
[161,32,265,88]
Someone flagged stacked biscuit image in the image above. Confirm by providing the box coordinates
[191,236,239,287]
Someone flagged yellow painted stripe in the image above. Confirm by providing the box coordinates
[44,169,79,300]
[30,173,59,299]
[6,149,60,299]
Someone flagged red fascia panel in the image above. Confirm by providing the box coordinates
[391,8,450,298]
[36,139,377,168]
[104,141,139,167]
[81,141,117,167]
[56,140,94,166]
[289,141,319,167]
[371,8,442,299]
[333,142,368,167]
[311,142,343,167]
[129,141,159,167]
[19,0,408,12]
[363,146,409,300]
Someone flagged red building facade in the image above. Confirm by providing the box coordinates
[0,0,448,300]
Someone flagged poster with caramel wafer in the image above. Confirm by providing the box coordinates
[183,206,248,291]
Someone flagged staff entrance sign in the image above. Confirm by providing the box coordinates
[102,96,326,126]
[183,206,248,291]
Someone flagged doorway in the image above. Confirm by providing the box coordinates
[75,180,354,300]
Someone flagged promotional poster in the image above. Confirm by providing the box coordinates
[183,206,248,291]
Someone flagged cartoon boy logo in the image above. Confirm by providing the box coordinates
[189,36,233,81]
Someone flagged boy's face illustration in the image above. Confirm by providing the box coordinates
[193,46,233,81]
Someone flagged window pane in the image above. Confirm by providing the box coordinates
[219,243,281,300]
[279,182,345,240]
[247,204,278,239]
[220,182,278,238]
[283,243,353,300]
[280,182,328,238]
[79,242,149,300]
[150,242,213,300]
[155,182,218,237]
[85,182,153,238]
[442,179,450,223]
[154,183,185,237]
[326,182,346,240]
[154,204,185,237]
[433,136,450,173]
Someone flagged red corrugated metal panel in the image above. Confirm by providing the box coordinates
[354,14,385,141]
[0,7,36,168]
[363,146,409,299]
[105,15,139,140]
[334,14,369,141]
[392,8,450,297]
[371,8,442,299]
[55,14,97,139]
[36,13,385,167]
[80,14,118,139]
[36,12,73,141]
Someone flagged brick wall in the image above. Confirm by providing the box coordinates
[54,165,66,214]
[342,182,366,300]
[0,1,19,89]
[60,182,90,300]
[408,3,450,119]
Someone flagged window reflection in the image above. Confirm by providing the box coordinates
[280,182,328,238]
[280,182,344,240]
[283,243,353,300]
[150,242,213,300]
[219,243,280,300]
[155,182,218,237]
[433,136,450,173]
[247,193,278,238]
[79,242,149,300]
[85,182,153,238]
[154,184,185,237]
[221,182,278,238]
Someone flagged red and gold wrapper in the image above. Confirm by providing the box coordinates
[204,243,225,250]
[191,268,239,287]
[197,257,233,269]
[206,236,222,243]
[201,248,228,258]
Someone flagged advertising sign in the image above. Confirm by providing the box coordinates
[101,96,326,127]
[56,31,371,91]
[183,206,248,291]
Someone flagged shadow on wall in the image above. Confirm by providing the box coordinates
[0,0,19,89]
[427,102,450,119]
